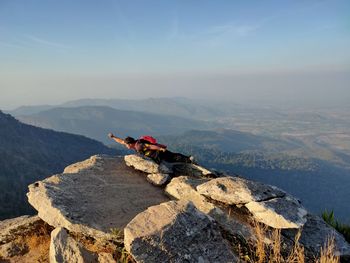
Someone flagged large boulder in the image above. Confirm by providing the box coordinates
[124,200,238,263]
[50,227,97,263]
[283,214,350,260]
[245,196,308,229]
[197,177,307,229]
[27,155,169,240]
[166,176,254,243]
[197,176,286,205]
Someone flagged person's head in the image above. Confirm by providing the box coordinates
[124,136,136,149]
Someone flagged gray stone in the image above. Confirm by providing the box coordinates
[27,155,169,240]
[124,200,238,263]
[0,215,43,245]
[245,195,307,229]
[283,213,350,259]
[166,176,254,242]
[197,177,307,229]
[146,173,170,186]
[124,154,171,174]
[197,176,286,205]
[50,227,97,263]
[165,176,211,210]
[63,155,107,174]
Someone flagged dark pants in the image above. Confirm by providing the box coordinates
[155,150,191,164]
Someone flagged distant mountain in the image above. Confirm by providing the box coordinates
[16,106,213,144]
[61,97,239,119]
[7,105,54,116]
[0,111,117,219]
[10,97,241,119]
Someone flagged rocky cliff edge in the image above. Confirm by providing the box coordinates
[0,154,349,263]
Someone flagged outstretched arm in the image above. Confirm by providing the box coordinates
[108,133,128,147]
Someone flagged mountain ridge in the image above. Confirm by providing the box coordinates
[16,105,213,144]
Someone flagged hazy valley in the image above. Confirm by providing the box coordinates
[3,97,350,223]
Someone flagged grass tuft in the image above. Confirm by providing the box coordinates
[248,221,339,263]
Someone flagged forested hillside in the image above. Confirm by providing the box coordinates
[0,111,117,219]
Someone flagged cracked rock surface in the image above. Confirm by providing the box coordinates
[27,155,169,239]
[197,177,307,229]
[124,200,238,263]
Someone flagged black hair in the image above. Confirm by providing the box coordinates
[124,136,136,144]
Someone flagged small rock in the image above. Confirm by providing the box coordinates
[124,154,171,174]
[50,227,97,263]
[147,173,170,186]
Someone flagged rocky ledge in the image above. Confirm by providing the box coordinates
[0,154,349,262]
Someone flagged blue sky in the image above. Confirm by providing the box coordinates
[0,0,349,108]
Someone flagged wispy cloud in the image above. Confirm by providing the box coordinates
[187,21,262,47]
[206,23,261,37]
[24,34,71,49]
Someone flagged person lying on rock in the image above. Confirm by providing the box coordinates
[108,133,195,164]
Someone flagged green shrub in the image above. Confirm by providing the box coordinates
[322,210,350,243]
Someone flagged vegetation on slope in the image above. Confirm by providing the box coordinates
[322,210,350,243]
[0,111,117,219]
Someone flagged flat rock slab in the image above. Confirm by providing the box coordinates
[27,155,169,239]
[197,177,307,229]
[197,176,286,205]
[245,196,307,229]
[124,200,238,263]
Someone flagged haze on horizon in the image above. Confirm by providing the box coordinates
[0,0,349,109]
